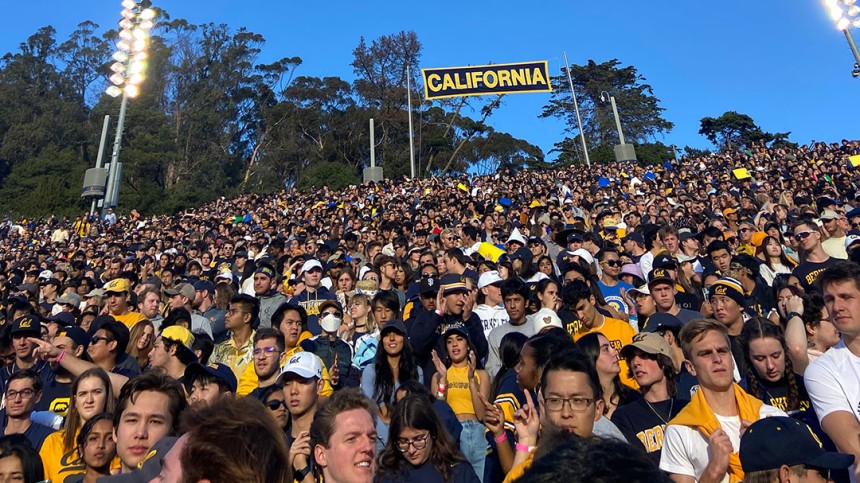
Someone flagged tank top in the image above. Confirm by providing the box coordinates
[446,365,480,416]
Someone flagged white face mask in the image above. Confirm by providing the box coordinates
[320,314,341,333]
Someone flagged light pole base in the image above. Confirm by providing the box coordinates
[614,144,637,162]
[363,167,383,183]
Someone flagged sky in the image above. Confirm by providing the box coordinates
[2,1,858,162]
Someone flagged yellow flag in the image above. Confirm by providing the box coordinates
[457,182,469,192]
[850,155,860,167]
[732,168,751,180]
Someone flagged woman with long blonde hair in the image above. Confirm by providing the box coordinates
[340,293,380,375]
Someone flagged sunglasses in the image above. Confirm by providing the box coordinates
[265,399,288,411]
[601,260,623,267]
[794,231,814,242]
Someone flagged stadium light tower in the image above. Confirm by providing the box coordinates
[824,0,860,77]
[102,0,155,212]
[599,91,637,163]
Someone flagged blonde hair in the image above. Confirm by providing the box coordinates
[340,293,377,342]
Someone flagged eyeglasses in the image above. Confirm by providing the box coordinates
[90,336,113,345]
[226,308,248,315]
[396,433,430,452]
[794,231,814,242]
[738,227,750,233]
[253,347,280,357]
[543,396,595,412]
[601,260,622,267]
[265,399,288,411]
[6,388,36,400]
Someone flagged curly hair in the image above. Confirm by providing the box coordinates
[740,317,801,411]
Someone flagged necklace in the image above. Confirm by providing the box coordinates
[643,398,674,426]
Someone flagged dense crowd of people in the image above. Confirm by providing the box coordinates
[0,138,857,482]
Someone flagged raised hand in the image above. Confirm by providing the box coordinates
[431,349,448,379]
[513,389,540,447]
[478,392,505,438]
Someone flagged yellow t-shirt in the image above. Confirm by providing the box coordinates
[39,430,122,483]
[445,365,479,416]
[572,316,638,389]
[113,311,147,329]
[502,448,535,483]
[236,333,333,397]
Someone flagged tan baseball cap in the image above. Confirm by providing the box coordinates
[620,332,672,359]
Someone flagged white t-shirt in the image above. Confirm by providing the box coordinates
[639,251,655,278]
[659,405,786,482]
[805,339,860,483]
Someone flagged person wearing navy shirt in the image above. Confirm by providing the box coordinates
[408,274,488,388]
[1,370,55,451]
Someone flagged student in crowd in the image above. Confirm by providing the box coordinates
[739,416,853,483]
[40,368,116,483]
[377,394,479,482]
[0,434,45,483]
[0,370,55,451]
[310,388,378,483]
[613,332,687,466]
[280,352,324,483]
[805,261,860,481]
[430,323,490,480]
[504,347,607,482]
[169,397,293,483]
[183,362,237,407]
[486,279,534,379]
[577,332,641,419]
[360,320,422,451]
[258,384,288,435]
[71,413,116,483]
[660,319,786,482]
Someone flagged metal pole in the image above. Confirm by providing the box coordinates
[845,29,860,66]
[563,51,590,168]
[90,115,112,217]
[407,66,416,179]
[104,91,128,214]
[609,95,625,145]
[369,118,375,168]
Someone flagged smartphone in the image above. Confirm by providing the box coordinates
[702,287,710,299]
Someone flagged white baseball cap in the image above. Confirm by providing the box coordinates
[38,270,53,281]
[301,259,323,274]
[532,308,563,333]
[478,270,504,289]
[279,352,323,380]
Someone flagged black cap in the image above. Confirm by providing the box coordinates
[647,268,674,286]
[642,313,683,334]
[566,231,584,244]
[11,314,41,336]
[740,416,853,473]
[652,253,677,270]
[380,320,407,336]
[621,232,644,245]
[184,362,238,393]
[419,276,439,296]
[442,322,470,340]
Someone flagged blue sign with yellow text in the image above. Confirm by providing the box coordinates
[422,61,552,100]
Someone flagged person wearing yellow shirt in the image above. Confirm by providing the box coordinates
[236,303,333,397]
[565,280,637,388]
[102,278,146,329]
[210,294,258,381]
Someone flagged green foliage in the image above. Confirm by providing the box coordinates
[541,59,673,159]
[297,161,360,190]
[0,20,542,216]
[586,142,674,166]
[698,111,795,151]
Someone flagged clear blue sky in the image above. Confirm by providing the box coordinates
[3,1,858,161]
